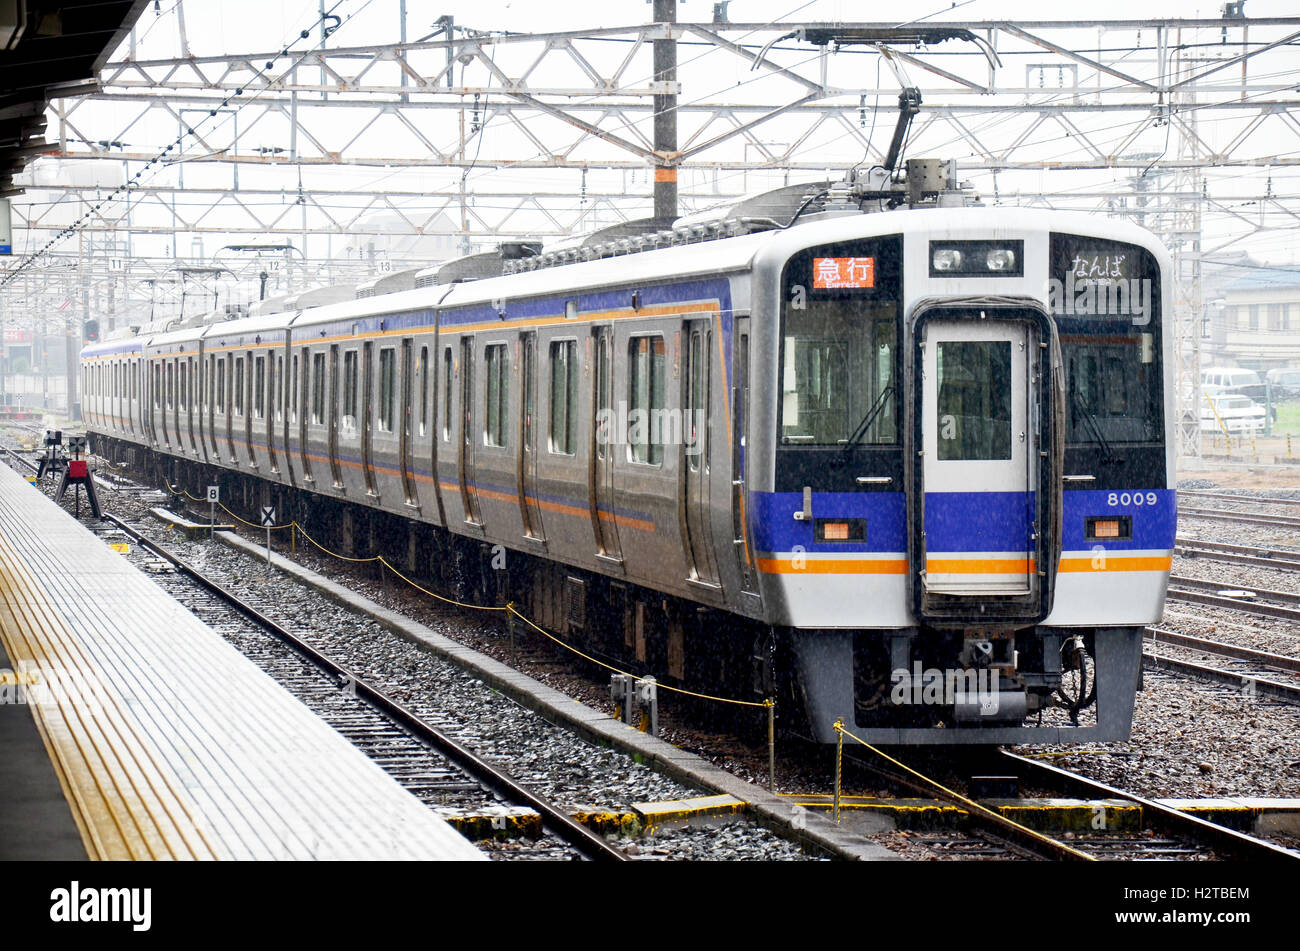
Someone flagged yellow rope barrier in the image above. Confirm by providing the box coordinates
[161,479,764,711]
[506,605,767,708]
[833,721,1097,861]
[377,556,508,613]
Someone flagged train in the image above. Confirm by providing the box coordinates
[81,158,1175,745]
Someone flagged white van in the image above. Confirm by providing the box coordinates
[1201,389,1266,434]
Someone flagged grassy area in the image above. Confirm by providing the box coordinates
[1275,400,1300,436]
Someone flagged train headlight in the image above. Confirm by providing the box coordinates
[932,248,964,272]
[928,240,1024,277]
[986,248,1017,271]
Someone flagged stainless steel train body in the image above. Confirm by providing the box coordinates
[82,205,1175,744]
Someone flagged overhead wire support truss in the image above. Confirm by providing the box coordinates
[7,11,1300,462]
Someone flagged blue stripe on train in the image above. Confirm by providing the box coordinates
[750,488,1178,554]
[749,492,906,554]
[924,491,1033,552]
[1060,489,1176,550]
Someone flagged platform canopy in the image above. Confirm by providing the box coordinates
[0,0,148,197]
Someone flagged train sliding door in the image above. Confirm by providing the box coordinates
[916,311,1044,618]
[518,331,544,540]
[682,319,718,586]
[590,325,621,562]
[400,338,418,507]
[458,336,482,525]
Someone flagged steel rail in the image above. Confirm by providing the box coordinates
[1000,751,1300,862]
[101,513,629,863]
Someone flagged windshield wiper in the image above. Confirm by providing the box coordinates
[1071,390,1119,464]
[841,386,893,453]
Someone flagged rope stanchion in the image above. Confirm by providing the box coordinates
[179,484,771,745]
[833,720,1097,861]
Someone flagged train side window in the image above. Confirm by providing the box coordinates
[254,356,265,418]
[291,354,299,422]
[234,357,245,415]
[378,347,396,432]
[628,335,666,465]
[166,362,175,410]
[216,359,226,414]
[133,364,138,400]
[687,330,708,472]
[549,339,578,454]
[180,361,188,411]
[342,349,359,431]
[484,344,508,447]
[274,354,283,422]
[419,346,429,436]
[311,352,326,424]
[442,347,453,441]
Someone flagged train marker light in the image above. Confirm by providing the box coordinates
[1085,516,1131,540]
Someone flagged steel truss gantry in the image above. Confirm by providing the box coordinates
[5,8,1300,455]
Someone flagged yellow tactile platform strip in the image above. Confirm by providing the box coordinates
[0,464,483,860]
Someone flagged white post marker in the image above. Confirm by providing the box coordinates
[207,486,220,539]
[260,506,276,565]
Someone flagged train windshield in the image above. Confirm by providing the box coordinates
[779,236,902,447]
[1050,235,1163,446]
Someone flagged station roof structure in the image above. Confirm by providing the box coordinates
[0,0,149,197]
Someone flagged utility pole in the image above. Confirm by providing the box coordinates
[652,0,678,224]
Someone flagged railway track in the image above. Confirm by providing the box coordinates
[86,501,628,862]
[1175,537,1300,571]
[846,748,1299,861]
[998,751,1300,862]
[1178,506,1300,529]
[1166,575,1300,621]
[1144,628,1300,704]
[1179,490,1300,510]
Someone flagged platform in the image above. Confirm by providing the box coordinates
[0,462,483,860]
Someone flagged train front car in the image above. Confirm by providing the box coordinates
[751,208,1174,744]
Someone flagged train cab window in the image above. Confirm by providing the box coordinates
[549,340,579,454]
[628,336,666,465]
[1065,344,1159,443]
[936,341,1012,460]
[342,350,359,431]
[254,357,265,419]
[484,344,508,447]
[378,347,396,433]
[311,352,326,425]
[1050,235,1163,447]
[778,238,901,449]
[780,306,897,447]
